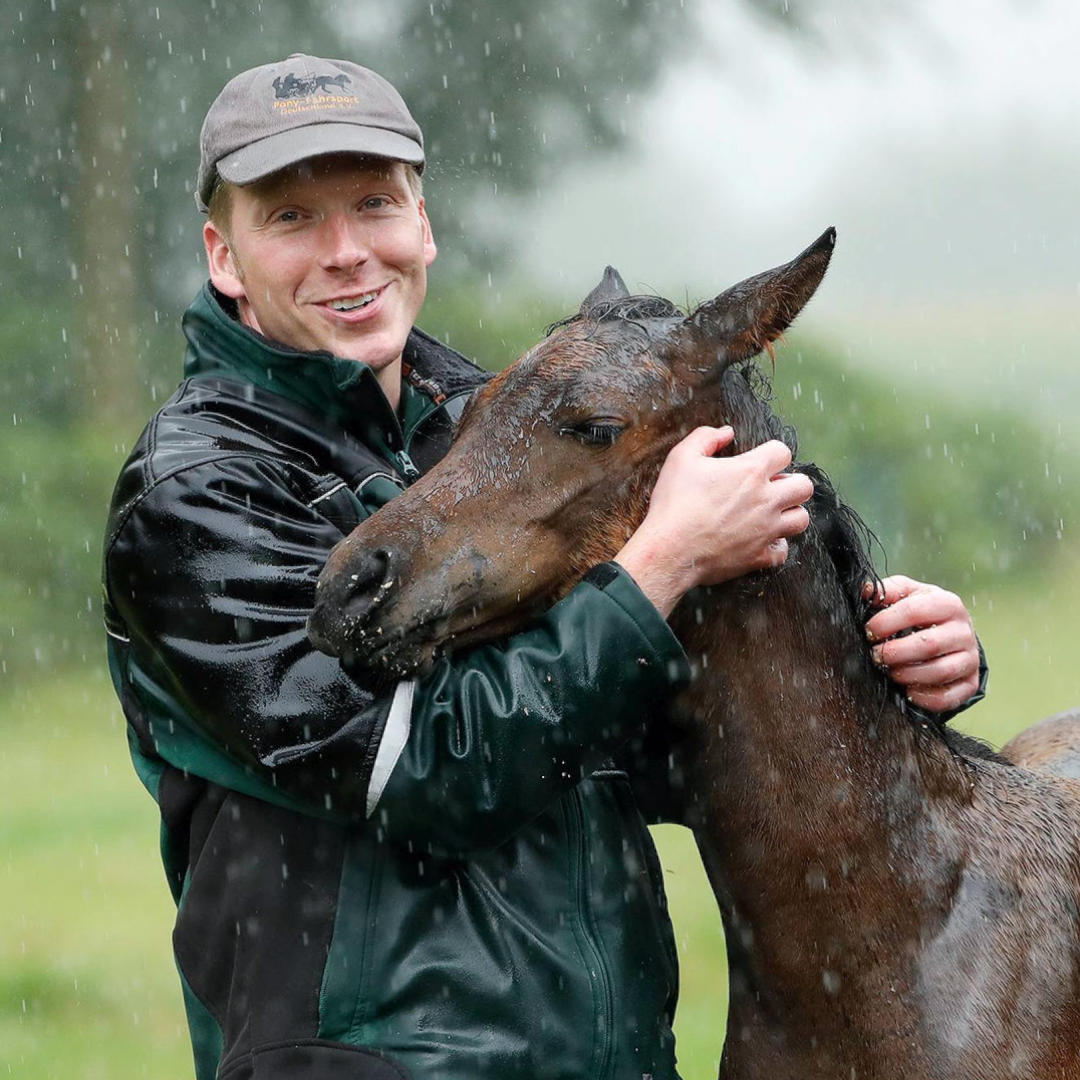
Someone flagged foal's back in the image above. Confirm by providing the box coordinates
[1003,708,1080,780]
[913,751,1080,1079]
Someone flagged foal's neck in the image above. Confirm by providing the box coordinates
[671,551,970,952]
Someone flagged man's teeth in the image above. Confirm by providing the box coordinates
[328,291,378,311]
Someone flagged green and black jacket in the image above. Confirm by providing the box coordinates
[102,286,693,1080]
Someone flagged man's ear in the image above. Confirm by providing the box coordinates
[204,219,246,300]
[418,198,437,268]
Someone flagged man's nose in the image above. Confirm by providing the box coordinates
[318,212,371,272]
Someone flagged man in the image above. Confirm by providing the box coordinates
[102,54,985,1080]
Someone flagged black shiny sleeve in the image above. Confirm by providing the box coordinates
[106,455,395,816]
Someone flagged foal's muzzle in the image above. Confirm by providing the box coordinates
[308,546,398,658]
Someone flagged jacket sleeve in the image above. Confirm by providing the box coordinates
[372,562,691,852]
[906,637,989,726]
[105,455,690,845]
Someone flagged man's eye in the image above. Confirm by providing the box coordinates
[362,196,389,211]
[274,209,302,223]
[559,420,626,445]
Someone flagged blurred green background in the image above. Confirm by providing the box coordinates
[2,1,1077,1077]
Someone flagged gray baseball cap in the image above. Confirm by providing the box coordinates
[195,54,425,212]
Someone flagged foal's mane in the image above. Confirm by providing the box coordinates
[735,364,883,630]
[745,366,1003,764]
[546,295,683,337]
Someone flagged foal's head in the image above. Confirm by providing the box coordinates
[308,229,836,673]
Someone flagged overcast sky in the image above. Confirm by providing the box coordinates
[508,0,1080,321]
[474,0,1079,427]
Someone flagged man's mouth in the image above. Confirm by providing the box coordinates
[323,287,382,312]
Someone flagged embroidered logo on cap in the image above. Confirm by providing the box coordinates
[272,71,352,100]
[270,71,359,116]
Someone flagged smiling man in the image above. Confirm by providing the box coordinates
[203,154,435,407]
[101,54,986,1080]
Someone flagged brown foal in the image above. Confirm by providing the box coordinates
[310,231,1080,1079]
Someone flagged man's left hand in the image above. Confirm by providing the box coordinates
[863,575,980,714]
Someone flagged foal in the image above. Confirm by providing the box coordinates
[311,231,1080,1079]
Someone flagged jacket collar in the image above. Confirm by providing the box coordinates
[181,284,488,445]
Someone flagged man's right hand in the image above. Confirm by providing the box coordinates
[613,426,814,618]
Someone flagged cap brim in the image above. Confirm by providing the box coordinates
[216,123,425,189]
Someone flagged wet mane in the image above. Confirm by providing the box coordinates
[715,348,1005,767]
[547,295,684,336]
[714,363,882,630]
[797,460,881,625]
[794,458,1005,763]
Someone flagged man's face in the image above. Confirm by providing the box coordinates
[204,155,436,372]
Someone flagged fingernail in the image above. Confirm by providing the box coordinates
[871,645,883,665]
[865,626,876,642]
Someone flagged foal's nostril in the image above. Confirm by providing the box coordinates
[342,547,396,625]
[308,547,397,657]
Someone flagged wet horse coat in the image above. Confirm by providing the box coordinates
[310,231,1080,1079]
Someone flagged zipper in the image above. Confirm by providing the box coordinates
[565,787,615,1080]
[393,388,474,485]
[395,449,420,483]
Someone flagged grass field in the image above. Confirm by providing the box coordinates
[2,562,1077,1079]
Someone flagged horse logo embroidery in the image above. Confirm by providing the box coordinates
[272,71,352,99]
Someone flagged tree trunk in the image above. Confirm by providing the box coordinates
[73,9,141,424]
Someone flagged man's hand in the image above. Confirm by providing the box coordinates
[615,426,814,618]
[863,575,980,714]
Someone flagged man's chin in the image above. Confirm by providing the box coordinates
[321,329,406,371]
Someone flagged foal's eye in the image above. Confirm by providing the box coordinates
[560,419,627,446]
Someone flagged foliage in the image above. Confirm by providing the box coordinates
[4,0,889,423]
[775,340,1075,590]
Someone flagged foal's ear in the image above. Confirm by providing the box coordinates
[686,228,836,366]
[580,266,630,314]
